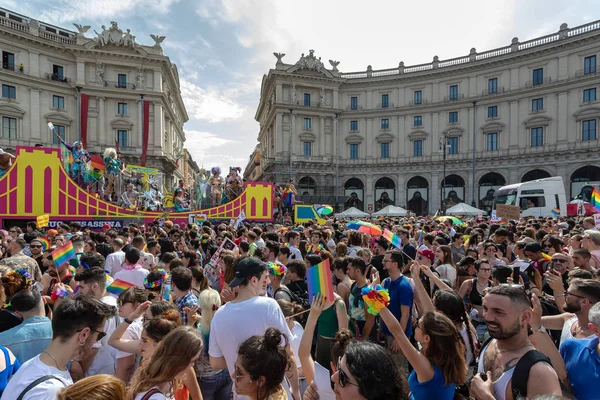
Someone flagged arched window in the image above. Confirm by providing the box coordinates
[406,176,429,216]
[521,169,551,182]
[344,178,364,210]
[478,172,506,213]
[374,177,395,211]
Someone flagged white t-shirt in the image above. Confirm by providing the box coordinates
[114,267,149,288]
[87,295,119,377]
[288,246,302,262]
[1,355,73,400]
[313,362,335,400]
[106,251,125,276]
[209,296,292,399]
[133,387,172,400]
[435,264,457,287]
[289,321,304,370]
[116,317,143,360]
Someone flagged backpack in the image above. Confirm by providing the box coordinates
[275,285,309,310]
[140,388,163,400]
[16,375,67,400]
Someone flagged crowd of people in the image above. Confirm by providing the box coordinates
[0,214,599,400]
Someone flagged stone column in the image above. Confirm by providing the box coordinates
[290,113,296,159]
[333,117,338,159]
[397,116,406,158]
[510,67,519,90]
[97,97,105,146]
[275,84,283,102]
[430,171,440,215]
[509,100,519,154]
[275,112,283,153]
[366,174,374,212]
[556,91,568,150]
[558,55,568,81]
[76,61,85,85]
[432,112,440,152]
[320,116,325,157]
[137,99,143,148]
[469,76,477,97]
[333,89,339,109]
[467,107,475,152]
[366,118,373,159]
[396,173,406,208]
[28,51,40,79]
[154,70,162,92]
[154,102,163,155]
[29,88,41,141]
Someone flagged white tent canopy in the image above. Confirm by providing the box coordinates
[336,207,370,218]
[373,205,408,217]
[446,202,486,216]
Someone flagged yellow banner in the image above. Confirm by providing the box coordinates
[36,214,50,228]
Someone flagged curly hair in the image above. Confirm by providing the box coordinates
[1,271,31,302]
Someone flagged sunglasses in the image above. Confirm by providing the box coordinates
[553,258,568,264]
[30,245,43,248]
[337,357,358,388]
[77,328,106,342]
[117,299,131,307]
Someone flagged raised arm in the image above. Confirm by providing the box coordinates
[108,301,151,354]
[410,262,434,314]
[298,294,326,385]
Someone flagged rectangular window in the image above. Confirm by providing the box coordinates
[117,74,127,88]
[53,125,65,144]
[2,117,16,139]
[487,132,498,151]
[350,96,358,110]
[303,141,312,156]
[488,78,498,94]
[583,88,597,102]
[2,51,14,70]
[52,95,65,109]
[488,106,498,118]
[303,118,312,129]
[381,118,389,130]
[531,127,544,147]
[117,129,128,147]
[350,120,358,131]
[584,55,597,75]
[381,142,390,158]
[413,140,423,157]
[532,98,544,111]
[381,94,389,108]
[448,137,458,154]
[582,119,597,141]
[449,111,458,123]
[532,68,544,85]
[2,84,16,99]
[350,144,359,159]
[304,93,311,106]
[414,90,422,105]
[449,85,458,100]
[414,115,422,127]
[118,102,128,115]
[53,65,64,79]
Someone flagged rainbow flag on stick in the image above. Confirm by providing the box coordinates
[51,241,75,267]
[551,208,560,216]
[591,188,600,213]
[89,154,105,180]
[106,279,135,296]
[306,258,334,304]
[39,237,50,251]
[383,228,402,248]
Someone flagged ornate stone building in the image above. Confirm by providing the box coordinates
[0,8,189,187]
[255,21,600,215]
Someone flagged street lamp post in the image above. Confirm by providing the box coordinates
[471,100,477,207]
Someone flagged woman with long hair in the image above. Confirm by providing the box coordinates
[127,326,203,400]
[196,288,232,400]
[57,374,125,400]
[457,259,492,340]
[434,245,457,288]
[190,266,209,297]
[181,251,199,268]
[379,308,467,400]
[233,328,290,400]
[543,235,564,255]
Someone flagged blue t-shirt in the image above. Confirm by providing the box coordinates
[381,275,414,337]
[409,366,455,400]
[560,336,600,400]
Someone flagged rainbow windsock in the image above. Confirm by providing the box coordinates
[306,258,334,303]
[383,228,402,248]
[106,278,136,296]
[591,188,600,212]
[38,237,50,251]
[51,241,75,267]
[551,208,560,216]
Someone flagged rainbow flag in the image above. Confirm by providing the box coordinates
[106,278,135,296]
[89,154,105,180]
[283,188,293,206]
[551,208,560,216]
[383,228,402,248]
[541,252,552,262]
[39,237,50,251]
[306,258,334,303]
[591,188,600,212]
[51,241,75,267]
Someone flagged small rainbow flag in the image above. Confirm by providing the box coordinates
[106,278,135,296]
[306,258,334,304]
[89,154,105,180]
[51,241,75,267]
[551,208,560,216]
[591,188,600,212]
[541,252,552,262]
[39,237,50,251]
[383,228,402,249]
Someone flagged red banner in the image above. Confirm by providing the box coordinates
[80,93,89,147]
[141,100,150,166]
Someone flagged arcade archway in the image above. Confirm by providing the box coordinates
[407,176,429,216]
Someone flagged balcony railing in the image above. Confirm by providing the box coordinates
[525,77,552,88]
[408,100,428,106]
[45,72,71,84]
[0,15,28,33]
[377,102,395,109]
[443,94,465,102]
[104,81,137,90]
[575,66,599,78]
[2,63,14,71]
[482,87,505,96]
[345,105,363,111]
[39,29,75,45]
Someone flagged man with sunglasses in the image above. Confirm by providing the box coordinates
[29,238,46,274]
[0,237,42,282]
[541,254,571,297]
[1,295,115,400]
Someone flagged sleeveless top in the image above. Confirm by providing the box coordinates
[469,279,492,307]
[317,301,339,338]
[477,341,514,400]
[0,346,20,393]
[560,315,594,349]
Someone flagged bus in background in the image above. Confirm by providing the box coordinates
[492,176,567,218]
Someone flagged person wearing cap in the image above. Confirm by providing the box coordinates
[208,257,301,400]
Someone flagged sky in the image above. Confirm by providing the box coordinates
[9,0,600,174]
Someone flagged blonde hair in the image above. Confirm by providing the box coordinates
[57,374,125,400]
[199,288,221,332]
[127,326,203,400]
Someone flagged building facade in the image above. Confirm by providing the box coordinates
[0,8,190,188]
[255,21,600,215]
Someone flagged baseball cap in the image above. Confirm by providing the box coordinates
[102,224,111,230]
[524,242,542,253]
[229,257,267,288]
[417,248,435,263]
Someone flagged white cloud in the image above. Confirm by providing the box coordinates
[180,78,246,123]
[184,130,244,172]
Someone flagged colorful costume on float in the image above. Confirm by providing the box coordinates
[103,148,121,202]
[195,168,210,208]
[173,182,190,212]
[56,135,90,185]
[210,167,223,208]
[225,167,243,202]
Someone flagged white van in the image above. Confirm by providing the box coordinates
[492,176,567,218]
